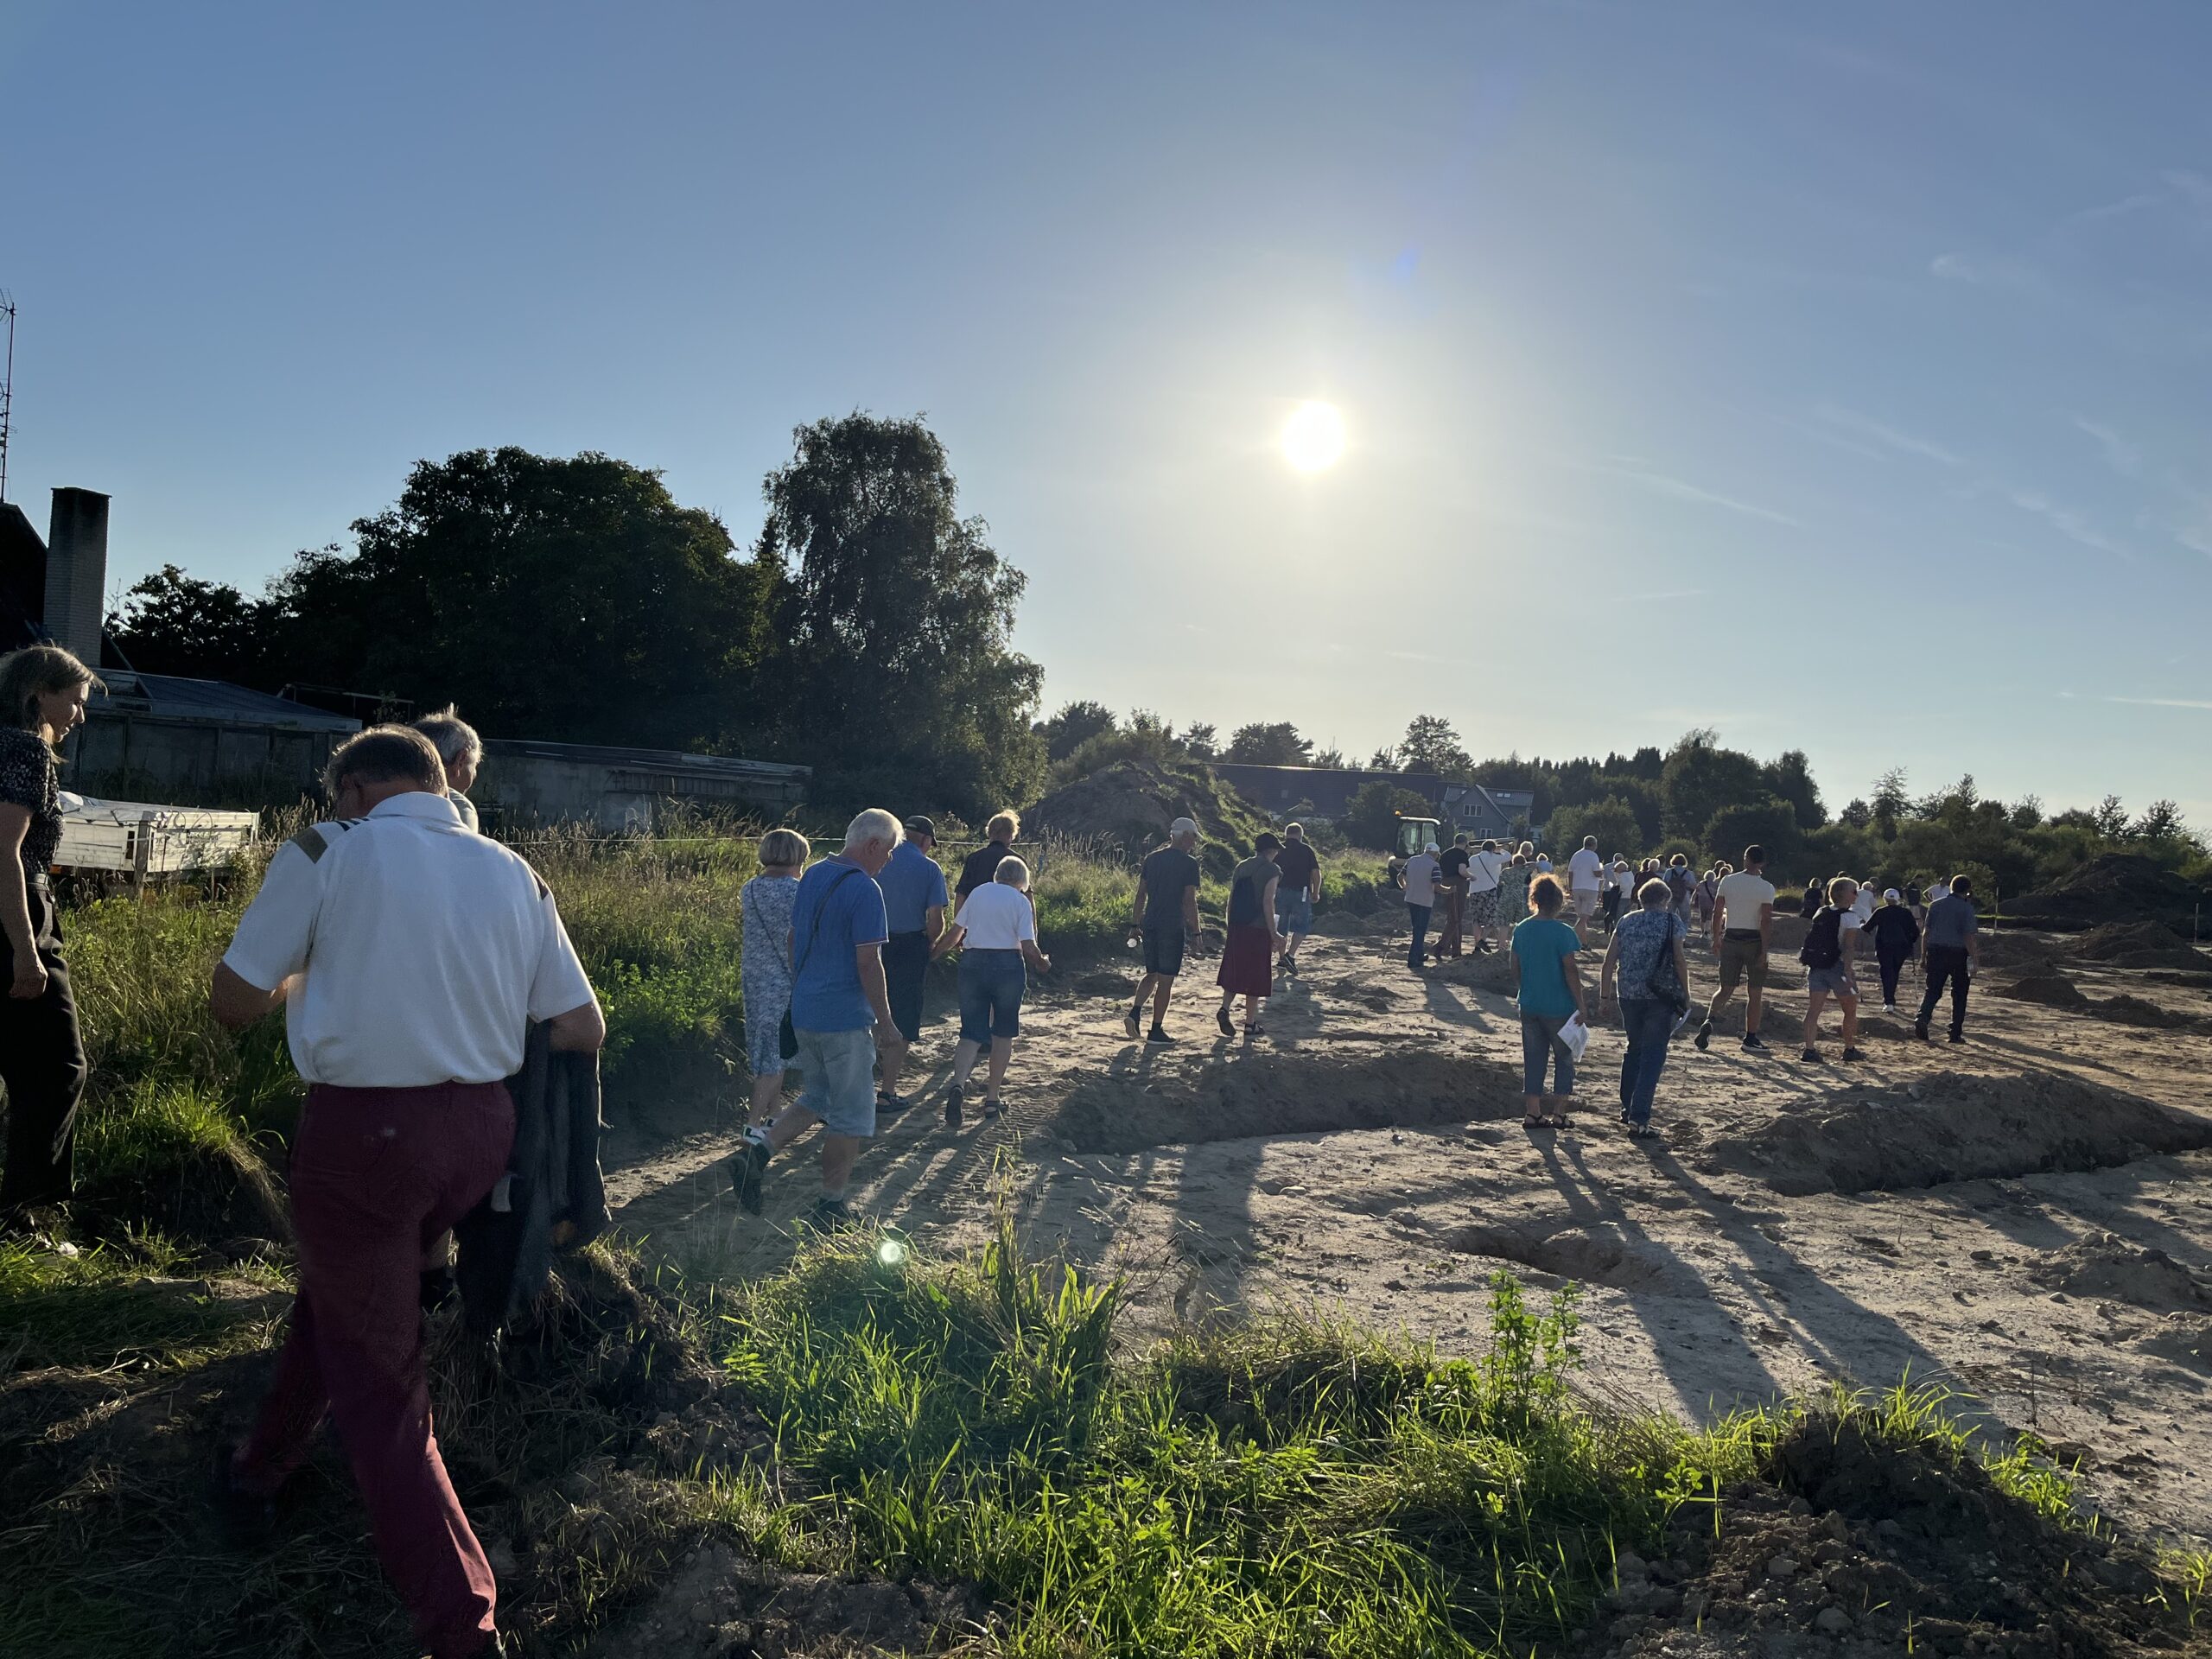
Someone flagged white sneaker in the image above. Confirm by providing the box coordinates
[1883,1003,1897,1015]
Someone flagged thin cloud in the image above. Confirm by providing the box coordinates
[2072,416,2140,477]
[1812,404,1962,467]
[2006,489,2133,561]
[2059,691,2212,712]
[1610,466,1801,526]
[1929,252,2050,297]
[2056,192,2161,232]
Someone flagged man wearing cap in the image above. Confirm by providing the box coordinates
[208,727,604,1659]
[1125,817,1203,1043]
[1865,887,1921,1015]
[874,815,948,1109]
[1402,838,1443,969]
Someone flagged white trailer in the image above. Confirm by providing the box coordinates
[54,796,260,883]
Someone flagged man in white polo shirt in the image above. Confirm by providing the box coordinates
[1567,836,1605,943]
[208,727,602,1659]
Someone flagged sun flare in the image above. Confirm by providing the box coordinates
[1280,401,1346,473]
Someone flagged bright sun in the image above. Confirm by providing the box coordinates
[1280,401,1346,473]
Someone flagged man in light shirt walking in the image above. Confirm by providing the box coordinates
[1694,842,1777,1054]
[209,728,605,1659]
[1402,840,1443,969]
[1567,836,1605,943]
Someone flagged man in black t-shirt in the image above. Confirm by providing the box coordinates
[1125,818,1203,1043]
[955,810,1021,903]
[1435,835,1472,958]
[1272,823,1322,973]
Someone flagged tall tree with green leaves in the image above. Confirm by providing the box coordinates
[107,564,277,684]
[1398,714,1473,776]
[1037,700,1118,760]
[1221,722,1313,766]
[758,414,1044,817]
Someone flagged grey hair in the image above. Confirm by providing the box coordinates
[994,855,1032,890]
[327,726,446,798]
[843,807,905,852]
[757,827,810,870]
[412,705,482,767]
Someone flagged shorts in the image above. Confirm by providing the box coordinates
[1572,887,1602,920]
[958,948,1026,1043]
[1717,932,1768,992]
[1141,926,1185,977]
[792,1026,877,1137]
[1805,963,1854,996]
[1274,889,1313,935]
[1466,886,1500,926]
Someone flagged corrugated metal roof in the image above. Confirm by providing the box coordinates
[93,671,363,733]
[482,736,810,779]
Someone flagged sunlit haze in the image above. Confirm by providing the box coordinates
[3,3,2209,818]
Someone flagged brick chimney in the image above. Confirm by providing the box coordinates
[44,486,108,666]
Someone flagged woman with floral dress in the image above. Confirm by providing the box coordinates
[740,829,810,1127]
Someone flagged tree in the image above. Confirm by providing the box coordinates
[2094,794,2130,839]
[1871,767,1910,833]
[107,564,276,683]
[1343,779,1432,849]
[1546,796,1643,861]
[1309,745,1349,770]
[1366,745,1398,771]
[1184,721,1218,760]
[759,415,1045,817]
[1222,721,1313,766]
[1703,798,1800,870]
[1398,714,1471,776]
[1839,798,1872,830]
[1762,749,1827,829]
[1038,700,1117,761]
[2134,799,2185,841]
[1660,730,1765,839]
[268,448,774,751]
[2010,794,2044,830]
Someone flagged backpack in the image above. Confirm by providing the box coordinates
[1799,906,1844,969]
[1667,866,1693,898]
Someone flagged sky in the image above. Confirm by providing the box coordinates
[3,2,2209,822]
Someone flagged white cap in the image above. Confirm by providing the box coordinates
[1169,817,1200,838]
[1424,840,1441,853]
[1883,887,1901,902]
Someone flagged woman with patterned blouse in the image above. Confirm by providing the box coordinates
[0,645,99,1213]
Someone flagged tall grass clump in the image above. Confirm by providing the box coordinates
[724,1220,1750,1658]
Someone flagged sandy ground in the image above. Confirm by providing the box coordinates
[602,915,2212,1548]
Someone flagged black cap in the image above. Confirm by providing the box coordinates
[904,816,937,842]
[1255,831,1282,853]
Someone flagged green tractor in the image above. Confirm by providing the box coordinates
[1393,813,1443,858]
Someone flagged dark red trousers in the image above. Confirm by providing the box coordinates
[237,1082,514,1659]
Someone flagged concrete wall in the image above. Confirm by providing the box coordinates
[473,751,810,834]
[68,711,343,808]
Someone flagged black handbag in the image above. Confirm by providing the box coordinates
[779,867,860,1060]
[1642,913,1691,1016]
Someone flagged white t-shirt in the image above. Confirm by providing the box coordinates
[956,883,1038,951]
[1402,853,1441,907]
[222,791,596,1088]
[1469,849,1506,892]
[1852,886,1877,925]
[1612,864,1637,892]
[1567,848,1604,890]
[1535,855,1554,873]
[1713,870,1777,933]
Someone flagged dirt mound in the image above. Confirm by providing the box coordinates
[2067,919,2209,971]
[2009,854,2212,935]
[1704,1071,2212,1196]
[2030,1234,2211,1312]
[1591,1410,2186,1659]
[1424,948,1517,994]
[1997,973,2090,1010]
[1027,758,1272,878]
[1052,1048,1524,1152]
[1443,1222,1688,1294]
[2092,992,2197,1028]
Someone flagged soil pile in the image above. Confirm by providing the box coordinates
[2066,919,2209,972]
[1587,1410,2189,1659]
[1996,973,2090,1011]
[2092,992,2197,1029]
[1704,1071,2212,1196]
[2008,854,2212,935]
[1027,758,1272,878]
[2028,1233,2212,1313]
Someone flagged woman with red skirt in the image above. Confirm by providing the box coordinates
[1215,832,1283,1038]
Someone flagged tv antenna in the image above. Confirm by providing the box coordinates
[0,293,15,504]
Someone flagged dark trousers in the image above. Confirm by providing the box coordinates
[1436,886,1465,957]
[1917,945,1971,1038]
[0,884,86,1210]
[882,931,930,1044]
[1617,996,1673,1126]
[1407,903,1433,968]
[238,1083,514,1659]
[1877,944,1910,1006]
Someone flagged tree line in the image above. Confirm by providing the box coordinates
[107,418,1047,821]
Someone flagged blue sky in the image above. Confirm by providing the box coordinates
[4,2,2209,822]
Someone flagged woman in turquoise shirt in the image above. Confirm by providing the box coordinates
[1510,874,1587,1128]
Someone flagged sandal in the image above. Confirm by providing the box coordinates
[1243,1024,1266,1038]
[1522,1114,1551,1130]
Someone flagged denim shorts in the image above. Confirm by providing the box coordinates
[793,1026,878,1137]
[1274,890,1314,935]
[958,948,1026,1044]
[1805,963,1855,996]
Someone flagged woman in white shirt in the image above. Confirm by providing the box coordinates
[931,855,1052,1126]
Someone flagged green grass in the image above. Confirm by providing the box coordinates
[0,1230,288,1372]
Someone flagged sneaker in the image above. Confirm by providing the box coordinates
[729,1133,772,1215]
[803,1195,855,1230]
[1216,1008,1234,1036]
[1146,1027,1175,1045]
[1882,1003,1898,1016]
[1694,1021,1713,1052]
[1801,1046,1821,1063]
[982,1099,1002,1121]
[1841,1046,1866,1063]
[1741,1032,1768,1052]
[1948,1032,1965,1045]
[944,1085,965,1129]
[875,1090,911,1115]
[1123,1009,1141,1040]
[1913,1023,1930,1043]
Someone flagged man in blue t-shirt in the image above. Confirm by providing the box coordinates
[731,810,905,1226]
[874,816,949,1109]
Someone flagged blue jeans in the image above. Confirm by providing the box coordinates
[957,949,1026,1044]
[1617,996,1673,1126]
[1520,1012,1575,1097]
[1408,904,1432,968]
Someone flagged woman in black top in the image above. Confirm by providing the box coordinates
[0,645,99,1213]
[1864,889,1922,1014]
